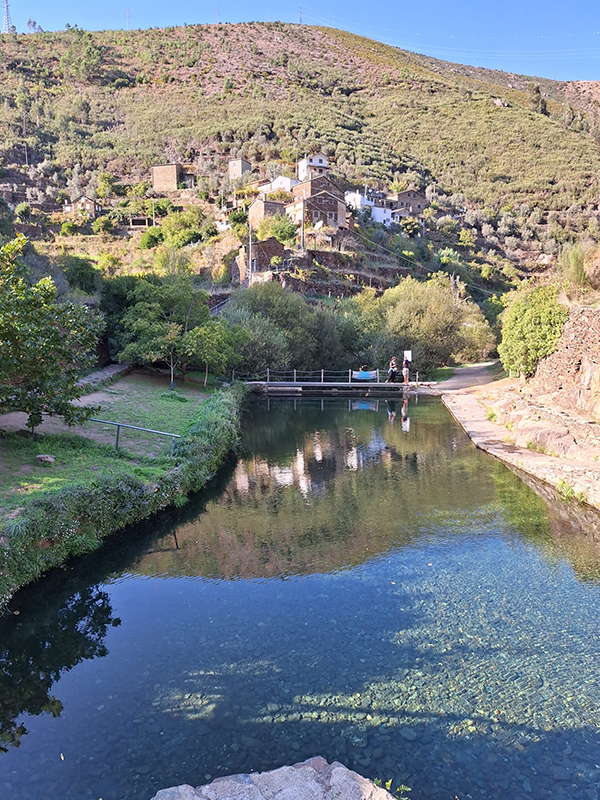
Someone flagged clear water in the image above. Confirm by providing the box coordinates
[2,396,600,800]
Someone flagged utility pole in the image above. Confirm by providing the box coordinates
[24,142,28,167]
[248,223,253,286]
[2,0,12,33]
[126,7,131,30]
[301,197,305,250]
[297,6,302,23]
[151,199,155,227]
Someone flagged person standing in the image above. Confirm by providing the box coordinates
[402,355,410,385]
[386,356,397,383]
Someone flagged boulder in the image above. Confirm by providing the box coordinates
[150,758,395,800]
[36,454,56,464]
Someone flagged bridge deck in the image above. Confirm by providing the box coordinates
[245,381,436,388]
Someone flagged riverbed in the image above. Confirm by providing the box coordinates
[1,397,600,800]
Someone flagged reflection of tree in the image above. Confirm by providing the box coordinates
[0,585,120,753]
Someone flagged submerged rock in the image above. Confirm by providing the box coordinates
[150,756,395,799]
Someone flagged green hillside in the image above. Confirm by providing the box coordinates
[1,22,599,211]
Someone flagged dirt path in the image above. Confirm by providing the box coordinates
[431,360,502,392]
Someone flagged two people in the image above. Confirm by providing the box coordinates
[386,355,411,384]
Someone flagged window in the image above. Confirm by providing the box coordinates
[318,159,324,164]
[417,204,421,209]
[313,211,320,221]
[327,212,334,220]
[317,197,324,204]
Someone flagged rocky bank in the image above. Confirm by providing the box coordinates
[150,757,395,800]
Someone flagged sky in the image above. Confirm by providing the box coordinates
[7,0,600,82]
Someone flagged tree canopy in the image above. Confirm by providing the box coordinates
[0,237,103,432]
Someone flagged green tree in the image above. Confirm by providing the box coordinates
[0,237,103,433]
[400,217,421,238]
[184,318,238,386]
[498,284,568,377]
[118,276,210,387]
[91,216,113,235]
[458,227,477,249]
[96,173,115,199]
[257,213,297,244]
[14,202,31,222]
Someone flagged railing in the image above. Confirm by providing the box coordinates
[88,418,182,455]
[232,368,420,386]
[209,298,230,316]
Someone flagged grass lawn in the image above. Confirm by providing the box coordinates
[0,433,168,522]
[428,366,456,382]
[78,372,208,457]
[0,371,209,524]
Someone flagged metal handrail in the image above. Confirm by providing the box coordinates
[88,418,182,455]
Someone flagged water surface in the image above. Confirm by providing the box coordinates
[2,397,600,800]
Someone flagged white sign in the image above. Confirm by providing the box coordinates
[404,350,412,362]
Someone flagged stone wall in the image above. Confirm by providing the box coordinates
[527,306,600,420]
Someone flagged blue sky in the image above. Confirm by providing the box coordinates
[8,0,600,81]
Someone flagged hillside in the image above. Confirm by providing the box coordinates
[1,22,600,215]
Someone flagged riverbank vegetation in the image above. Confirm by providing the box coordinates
[0,384,244,610]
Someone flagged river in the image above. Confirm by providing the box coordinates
[1,396,600,800]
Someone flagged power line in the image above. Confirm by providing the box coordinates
[350,225,500,297]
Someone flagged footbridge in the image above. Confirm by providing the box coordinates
[235,369,436,394]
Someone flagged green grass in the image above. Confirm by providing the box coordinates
[0,432,167,520]
[428,366,455,382]
[78,372,208,456]
[0,371,208,519]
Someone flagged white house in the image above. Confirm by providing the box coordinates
[297,153,329,182]
[267,175,300,193]
[345,191,392,227]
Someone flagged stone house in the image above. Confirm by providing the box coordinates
[63,196,103,219]
[285,191,347,230]
[229,158,252,181]
[297,153,329,182]
[291,175,343,203]
[151,164,196,192]
[235,236,286,283]
[389,189,429,215]
[248,197,287,229]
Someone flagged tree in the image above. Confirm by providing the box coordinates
[458,227,477,249]
[498,284,568,377]
[14,202,31,222]
[400,217,421,238]
[184,318,238,386]
[91,216,113,235]
[0,237,103,433]
[118,276,210,387]
[257,213,297,244]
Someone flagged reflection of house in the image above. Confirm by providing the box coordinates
[63,196,102,219]
[151,163,195,192]
[235,236,286,283]
[248,197,287,228]
[297,153,329,181]
[229,158,252,181]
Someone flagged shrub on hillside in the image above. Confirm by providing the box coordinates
[60,221,78,236]
[498,285,568,377]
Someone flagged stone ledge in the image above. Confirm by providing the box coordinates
[150,757,395,800]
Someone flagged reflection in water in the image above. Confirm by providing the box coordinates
[1,397,600,800]
[0,584,120,752]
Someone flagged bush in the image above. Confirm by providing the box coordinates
[91,216,113,235]
[61,256,102,294]
[498,285,568,377]
[139,227,164,249]
[14,202,31,222]
[60,221,78,236]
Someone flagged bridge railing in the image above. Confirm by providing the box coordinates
[232,368,420,385]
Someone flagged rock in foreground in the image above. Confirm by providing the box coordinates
[150,756,394,800]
